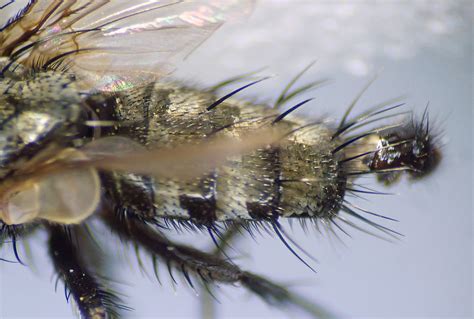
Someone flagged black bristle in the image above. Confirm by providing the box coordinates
[272,98,314,124]
[341,204,403,237]
[271,221,317,273]
[207,77,269,111]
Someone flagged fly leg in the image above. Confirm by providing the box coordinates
[47,225,127,319]
[102,211,334,318]
[201,223,243,319]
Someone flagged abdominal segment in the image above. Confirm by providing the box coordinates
[98,83,347,225]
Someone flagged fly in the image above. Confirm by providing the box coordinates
[0,1,442,318]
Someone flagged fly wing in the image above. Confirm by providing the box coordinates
[81,128,282,180]
[0,0,253,91]
[0,129,282,225]
[0,127,283,191]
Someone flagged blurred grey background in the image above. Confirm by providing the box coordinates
[1,1,472,318]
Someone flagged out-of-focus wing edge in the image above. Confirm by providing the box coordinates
[0,0,254,91]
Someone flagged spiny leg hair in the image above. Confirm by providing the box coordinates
[102,211,334,318]
[48,225,126,319]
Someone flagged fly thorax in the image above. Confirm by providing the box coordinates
[0,71,85,177]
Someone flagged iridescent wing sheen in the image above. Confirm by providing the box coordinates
[0,0,253,91]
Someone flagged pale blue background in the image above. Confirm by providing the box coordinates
[1,1,472,318]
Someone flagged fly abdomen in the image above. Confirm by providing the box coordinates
[98,82,440,228]
[214,146,281,222]
[278,125,346,219]
[100,83,348,225]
